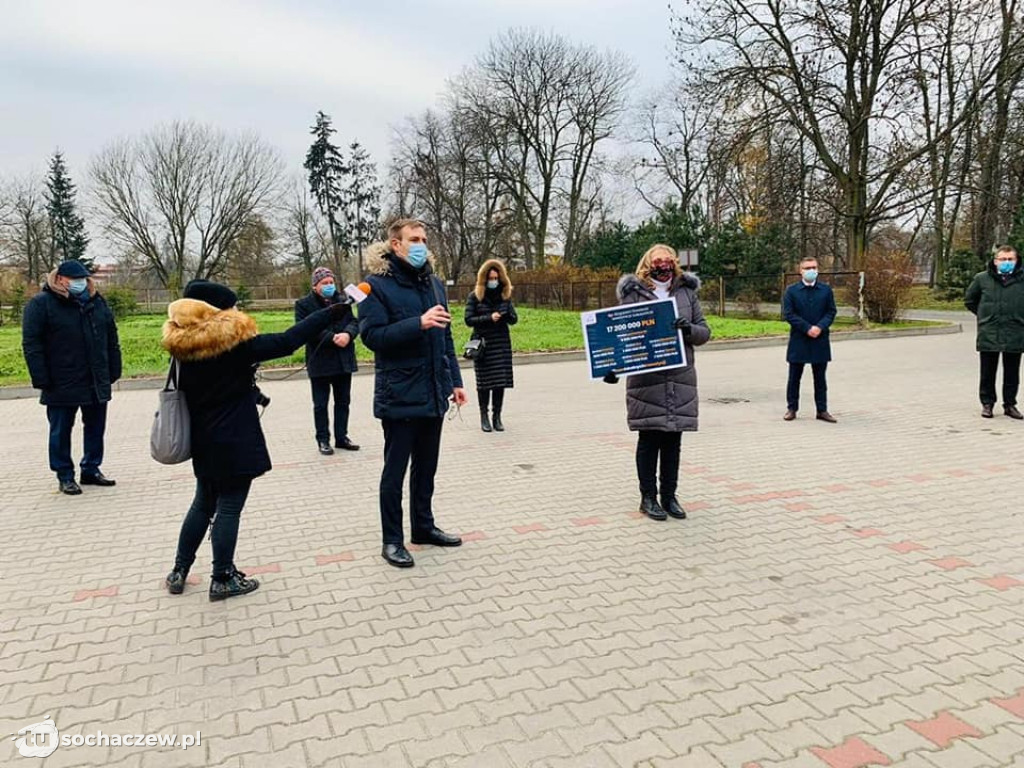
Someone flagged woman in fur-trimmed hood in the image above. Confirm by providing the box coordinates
[465,258,517,432]
[161,279,343,601]
[609,244,711,522]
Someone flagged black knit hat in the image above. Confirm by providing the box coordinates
[183,279,237,310]
[56,260,90,278]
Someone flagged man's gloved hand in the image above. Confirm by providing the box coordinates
[603,371,619,384]
[673,317,692,337]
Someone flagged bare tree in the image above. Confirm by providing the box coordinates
[1,176,52,283]
[282,183,332,279]
[90,121,284,295]
[459,29,633,266]
[674,0,1023,268]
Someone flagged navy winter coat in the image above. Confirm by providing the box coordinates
[294,290,360,378]
[783,281,837,364]
[359,248,464,420]
[22,274,122,407]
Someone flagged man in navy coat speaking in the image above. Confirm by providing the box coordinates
[782,256,838,423]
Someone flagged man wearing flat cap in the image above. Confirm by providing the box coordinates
[22,260,122,495]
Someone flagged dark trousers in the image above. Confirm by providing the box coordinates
[787,362,828,412]
[380,418,444,545]
[46,402,107,482]
[478,387,505,413]
[979,351,1022,406]
[174,476,253,580]
[310,374,352,443]
[635,430,682,498]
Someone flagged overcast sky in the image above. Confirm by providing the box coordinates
[0,0,679,187]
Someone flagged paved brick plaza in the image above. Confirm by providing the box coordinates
[2,317,1023,768]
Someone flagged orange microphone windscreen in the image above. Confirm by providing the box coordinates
[357,282,372,295]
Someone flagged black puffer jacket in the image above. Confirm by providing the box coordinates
[294,290,360,377]
[22,271,122,406]
[162,299,333,478]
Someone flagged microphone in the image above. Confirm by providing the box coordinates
[341,282,372,304]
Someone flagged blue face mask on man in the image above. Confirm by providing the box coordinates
[406,243,428,268]
[320,283,336,297]
[997,260,1016,275]
[68,278,88,295]
[802,269,818,283]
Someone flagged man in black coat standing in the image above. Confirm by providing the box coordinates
[295,266,361,455]
[359,219,467,568]
[22,260,122,495]
[783,256,838,423]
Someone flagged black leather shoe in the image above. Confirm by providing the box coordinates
[982,404,994,418]
[59,479,82,495]
[80,472,116,487]
[662,496,687,519]
[492,412,504,431]
[165,567,187,595]
[336,437,360,451]
[480,412,492,432]
[411,528,463,547]
[816,411,838,423]
[640,494,667,521]
[318,440,334,455]
[209,569,260,601]
[1004,405,1023,420]
[382,544,415,567]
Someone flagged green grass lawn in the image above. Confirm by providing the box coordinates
[0,306,942,387]
[905,285,967,311]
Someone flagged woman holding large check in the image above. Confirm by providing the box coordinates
[612,244,711,521]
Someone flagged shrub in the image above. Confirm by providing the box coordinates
[1,285,27,325]
[235,284,253,310]
[936,249,983,301]
[103,285,139,320]
[846,250,915,323]
[735,287,763,318]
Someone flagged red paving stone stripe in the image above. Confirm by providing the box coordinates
[314,552,355,565]
[239,563,281,576]
[732,489,807,504]
[784,502,814,512]
[814,514,847,524]
[867,479,893,487]
[513,523,549,534]
[904,711,982,748]
[571,517,605,526]
[73,586,119,602]
[887,541,928,554]
[906,474,935,483]
[978,574,1023,591]
[927,556,974,571]
[822,484,854,493]
[460,530,488,542]
[852,528,885,538]
[991,690,1024,719]
[944,468,974,477]
[810,736,892,768]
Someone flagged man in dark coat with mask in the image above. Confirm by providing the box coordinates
[22,259,122,495]
[783,255,838,423]
[295,265,361,454]
[358,219,467,568]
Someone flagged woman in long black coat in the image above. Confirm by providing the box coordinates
[161,280,343,601]
[464,259,517,432]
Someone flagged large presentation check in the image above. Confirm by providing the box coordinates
[581,298,687,380]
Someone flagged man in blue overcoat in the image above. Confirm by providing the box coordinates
[782,256,838,423]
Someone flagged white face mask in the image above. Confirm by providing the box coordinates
[486,279,499,290]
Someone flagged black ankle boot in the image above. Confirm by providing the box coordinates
[662,496,687,519]
[165,567,188,594]
[209,569,260,601]
[480,410,492,432]
[640,494,667,521]
[492,410,504,431]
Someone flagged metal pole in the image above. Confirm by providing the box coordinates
[718,276,725,316]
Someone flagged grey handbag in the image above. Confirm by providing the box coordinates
[150,359,191,464]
